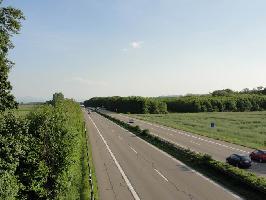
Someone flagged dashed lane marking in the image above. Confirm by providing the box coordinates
[190,140,201,145]
[154,169,168,182]
[88,115,141,200]
[100,113,242,200]
[130,146,138,154]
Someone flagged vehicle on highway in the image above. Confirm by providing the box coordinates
[249,150,266,163]
[226,154,252,168]
[128,119,134,123]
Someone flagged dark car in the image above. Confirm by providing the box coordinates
[250,150,266,163]
[128,119,134,123]
[226,154,252,168]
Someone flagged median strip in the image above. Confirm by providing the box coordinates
[99,111,266,200]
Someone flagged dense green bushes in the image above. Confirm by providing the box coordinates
[0,113,28,200]
[84,96,167,114]
[166,95,266,113]
[0,99,89,199]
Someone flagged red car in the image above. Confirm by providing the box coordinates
[249,150,266,162]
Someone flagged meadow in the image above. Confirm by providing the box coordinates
[131,111,266,149]
[15,104,40,116]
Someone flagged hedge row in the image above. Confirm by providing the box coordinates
[166,94,266,112]
[84,96,167,114]
[0,99,89,199]
[98,111,266,197]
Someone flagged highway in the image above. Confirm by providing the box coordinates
[84,111,242,200]
[103,111,266,177]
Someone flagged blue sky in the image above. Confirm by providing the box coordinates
[4,0,266,101]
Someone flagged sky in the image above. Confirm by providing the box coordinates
[3,0,266,102]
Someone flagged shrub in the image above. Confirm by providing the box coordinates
[0,98,89,199]
[141,129,150,136]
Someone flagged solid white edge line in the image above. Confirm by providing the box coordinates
[88,115,141,200]
[154,169,168,182]
[101,113,242,200]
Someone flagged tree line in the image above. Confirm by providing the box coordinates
[85,93,266,113]
[84,96,167,114]
[164,94,266,113]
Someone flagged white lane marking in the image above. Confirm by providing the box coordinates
[150,132,193,151]
[190,140,201,145]
[119,114,250,154]
[103,114,242,200]
[88,115,141,200]
[154,169,168,182]
[130,146,138,154]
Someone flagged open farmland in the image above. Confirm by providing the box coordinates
[14,104,39,117]
[131,111,266,149]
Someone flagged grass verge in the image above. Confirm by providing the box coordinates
[99,111,266,200]
[85,127,99,200]
[130,111,266,149]
[80,132,90,200]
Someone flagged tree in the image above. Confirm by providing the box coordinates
[0,1,24,111]
[257,86,264,91]
[241,88,250,94]
[52,92,64,105]
[212,89,234,96]
[262,88,266,95]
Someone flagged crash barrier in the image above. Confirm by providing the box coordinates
[85,127,96,200]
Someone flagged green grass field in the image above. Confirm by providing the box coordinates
[131,111,266,149]
[15,104,39,117]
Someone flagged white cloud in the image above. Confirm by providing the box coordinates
[130,41,143,49]
[71,77,108,87]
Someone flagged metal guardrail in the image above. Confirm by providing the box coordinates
[84,124,96,200]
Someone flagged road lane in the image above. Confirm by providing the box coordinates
[89,114,140,200]
[85,111,242,200]
[105,111,266,177]
[84,111,134,200]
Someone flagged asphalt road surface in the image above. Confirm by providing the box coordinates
[84,111,242,200]
[102,111,266,177]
